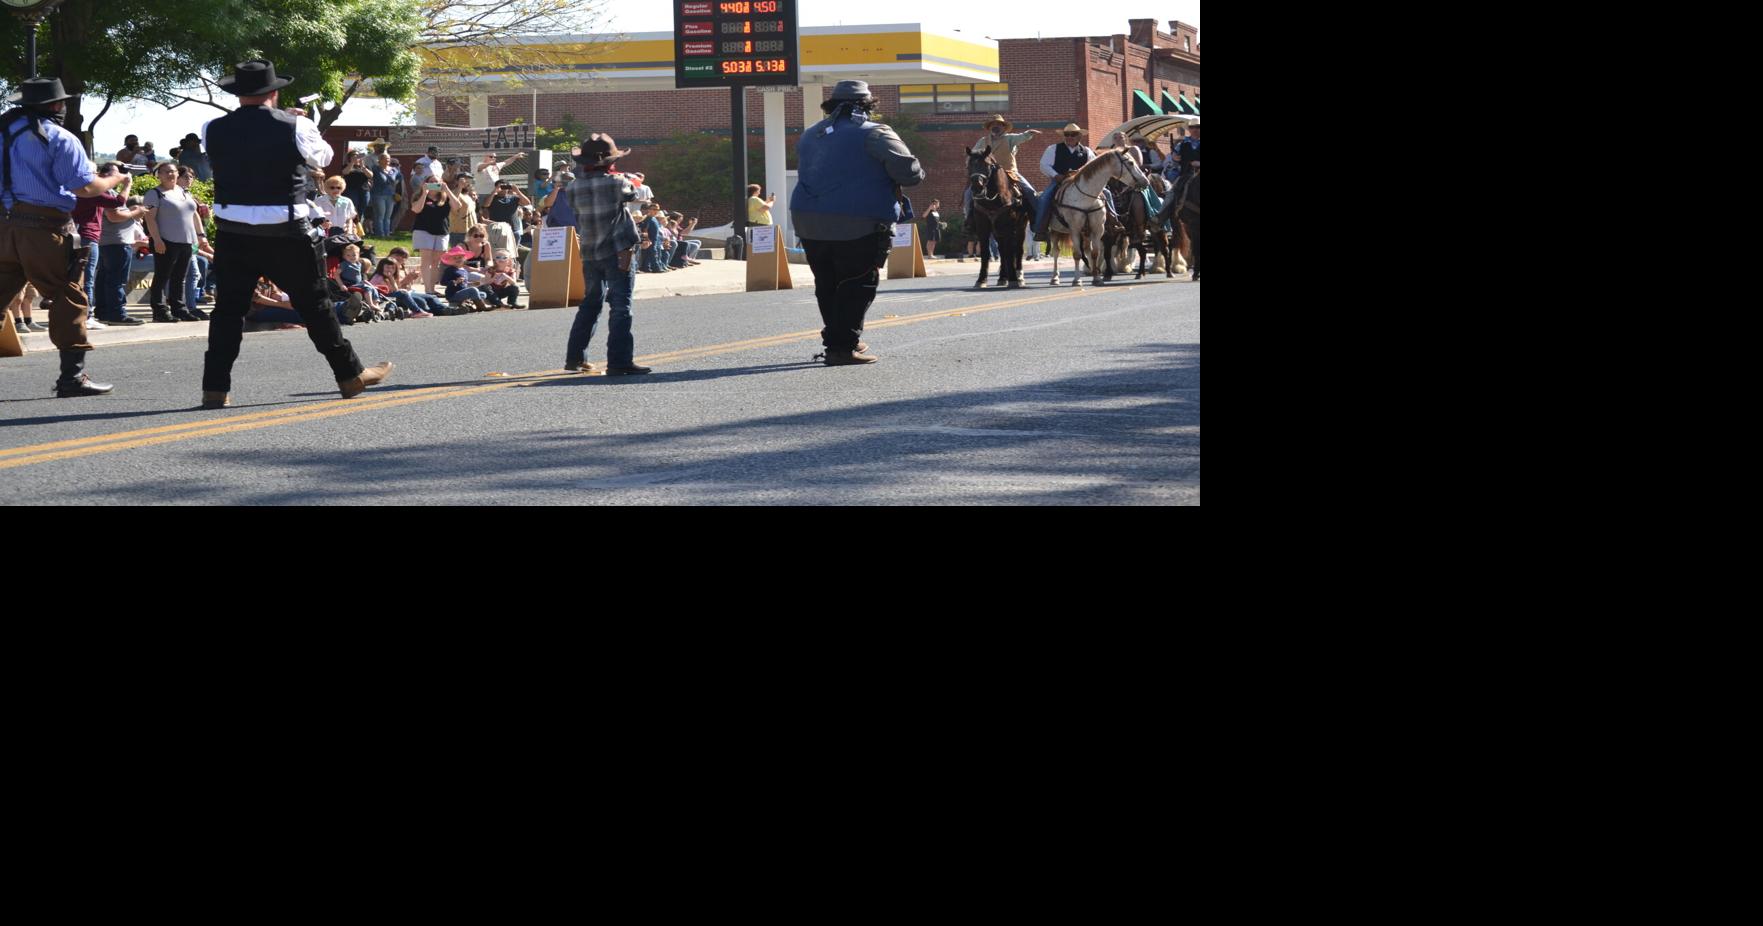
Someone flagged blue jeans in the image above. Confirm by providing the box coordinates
[447,286,488,305]
[372,195,396,237]
[249,306,305,326]
[1034,185,1057,233]
[96,243,132,320]
[566,254,636,367]
[185,254,210,309]
[81,237,99,312]
[670,240,701,266]
[391,290,446,314]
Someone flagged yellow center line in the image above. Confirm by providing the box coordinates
[1,287,1092,471]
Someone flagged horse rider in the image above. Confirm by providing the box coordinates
[972,115,1038,206]
[1176,122,1201,171]
[1032,123,1115,243]
[1130,134,1165,174]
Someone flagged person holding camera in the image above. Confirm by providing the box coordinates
[481,179,530,242]
[790,80,925,366]
[2,77,133,396]
[198,60,392,410]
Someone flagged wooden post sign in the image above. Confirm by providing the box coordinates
[0,310,24,357]
[885,222,927,280]
[527,225,581,309]
[745,225,793,292]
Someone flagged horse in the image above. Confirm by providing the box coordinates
[1157,168,1200,281]
[1048,147,1150,287]
[964,144,1030,289]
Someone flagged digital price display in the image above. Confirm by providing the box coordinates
[674,0,800,88]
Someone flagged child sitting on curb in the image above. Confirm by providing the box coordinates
[438,247,493,312]
[486,250,522,308]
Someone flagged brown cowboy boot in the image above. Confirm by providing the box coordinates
[201,391,231,409]
[338,362,395,399]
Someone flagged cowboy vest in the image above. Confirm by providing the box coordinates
[792,114,898,223]
[1053,145,1091,176]
[205,106,312,215]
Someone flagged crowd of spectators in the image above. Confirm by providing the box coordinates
[33,136,722,337]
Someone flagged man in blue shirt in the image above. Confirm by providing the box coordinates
[2,78,131,396]
[791,80,924,366]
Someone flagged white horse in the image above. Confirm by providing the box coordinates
[1048,147,1150,287]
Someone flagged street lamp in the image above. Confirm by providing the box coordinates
[5,0,66,80]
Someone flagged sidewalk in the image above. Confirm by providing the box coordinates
[6,255,991,354]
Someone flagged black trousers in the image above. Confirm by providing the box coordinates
[203,225,363,393]
[801,231,892,351]
[148,242,193,313]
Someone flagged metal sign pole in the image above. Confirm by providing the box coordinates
[732,86,748,245]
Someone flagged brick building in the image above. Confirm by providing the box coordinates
[326,19,1198,243]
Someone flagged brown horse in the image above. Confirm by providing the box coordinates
[1170,169,1200,281]
[964,144,1029,289]
[1101,177,1174,281]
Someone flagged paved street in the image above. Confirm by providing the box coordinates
[3,267,1199,505]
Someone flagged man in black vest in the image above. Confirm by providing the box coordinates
[1032,123,1096,242]
[198,60,392,409]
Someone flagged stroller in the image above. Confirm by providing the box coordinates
[322,232,399,323]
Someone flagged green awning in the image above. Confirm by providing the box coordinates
[1132,90,1162,118]
[1188,95,1199,115]
[1160,91,1184,115]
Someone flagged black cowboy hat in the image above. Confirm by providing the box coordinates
[216,60,295,96]
[7,77,74,106]
[574,133,631,167]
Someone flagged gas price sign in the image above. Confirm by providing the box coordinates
[674,0,801,88]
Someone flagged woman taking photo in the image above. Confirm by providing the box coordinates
[408,175,456,294]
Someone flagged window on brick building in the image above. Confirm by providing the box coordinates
[899,83,1010,115]
[1184,36,1192,52]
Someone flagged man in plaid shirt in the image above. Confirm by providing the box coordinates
[563,133,649,376]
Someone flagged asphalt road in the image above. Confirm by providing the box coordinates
[3,266,1200,505]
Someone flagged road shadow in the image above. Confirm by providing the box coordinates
[58,343,1200,506]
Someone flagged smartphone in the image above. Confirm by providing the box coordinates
[426,183,443,192]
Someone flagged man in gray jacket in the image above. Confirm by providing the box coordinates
[790,80,924,366]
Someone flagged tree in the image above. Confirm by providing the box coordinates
[417,0,617,100]
[3,0,424,149]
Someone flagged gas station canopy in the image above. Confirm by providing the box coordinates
[421,23,1001,92]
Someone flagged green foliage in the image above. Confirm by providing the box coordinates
[2,0,425,142]
[940,213,967,254]
[534,114,588,153]
[640,130,768,223]
[874,112,936,178]
[123,173,217,239]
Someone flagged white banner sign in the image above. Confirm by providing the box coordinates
[536,226,569,262]
[750,226,776,254]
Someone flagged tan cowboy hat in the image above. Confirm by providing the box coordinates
[984,114,1013,131]
[1060,123,1086,135]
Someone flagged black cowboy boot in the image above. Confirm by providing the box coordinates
[54,350,114,398]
